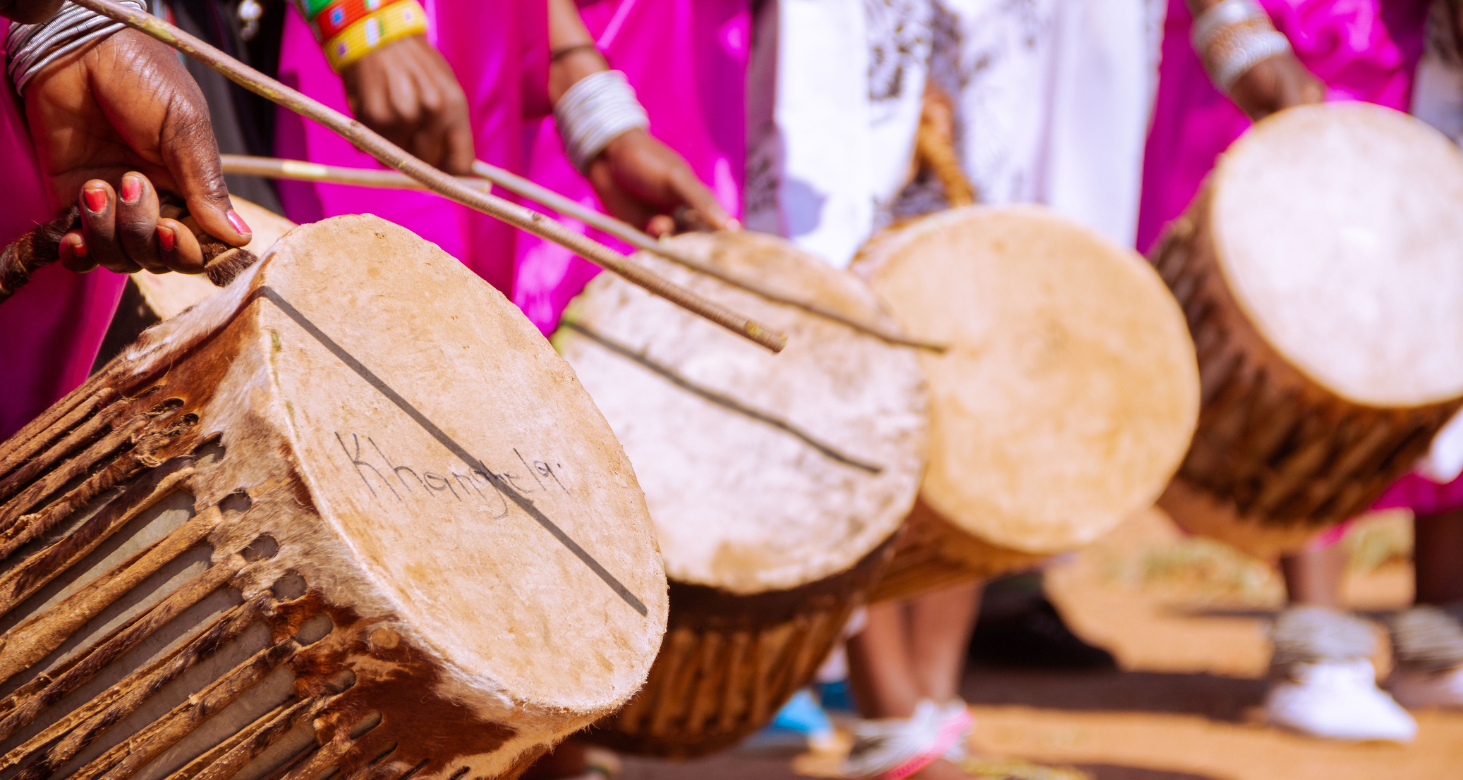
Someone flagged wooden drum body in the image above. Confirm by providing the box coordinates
[1150,104,1463,557]
[0,216,668,780]
[554,232,928,756]
[855,206,1201,602]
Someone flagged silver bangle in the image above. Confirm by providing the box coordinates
[554,70,650,173]
[6,0,149,95]
[1190,0,1267,52]
[1211,28,1291,90]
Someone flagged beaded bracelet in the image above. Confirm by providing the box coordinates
[296,0,337,22]
[310,0,408,43]
[323,0,428,72]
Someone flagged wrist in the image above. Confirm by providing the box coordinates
[5,0,147,94]
[1190,0,1291,93]
[553,70,649,172]
[295,0,428,72]
[549,45,608,104]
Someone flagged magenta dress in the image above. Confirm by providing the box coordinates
[1137,0,1463,524]
[273,0,549,295]
[0,59,127,441]
[511,0,750,334]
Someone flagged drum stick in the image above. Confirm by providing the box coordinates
[72,0,785,354]
[219,154,945,353]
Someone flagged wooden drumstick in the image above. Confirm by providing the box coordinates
[71,0,785,354]
[216,154,947,353]
[0,198,258,305]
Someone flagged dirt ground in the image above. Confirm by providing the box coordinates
[618,508,1463,780]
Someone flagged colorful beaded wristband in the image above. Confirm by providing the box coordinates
[295,0,336,21]
[310,0,408,42]
[324,0,428,72]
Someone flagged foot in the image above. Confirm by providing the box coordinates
[1264,659,1417,742]
[1390,664,1463,709]
[968,592,1116,671]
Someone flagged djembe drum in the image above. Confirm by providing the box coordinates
[854,206,1201,602]
[0,216,668,780]
[1149,103,1463,557]
[553,231,928,757]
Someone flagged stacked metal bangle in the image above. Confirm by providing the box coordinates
[1191,0,1292,92]
[5,0,149,94]
[554,70,651,172]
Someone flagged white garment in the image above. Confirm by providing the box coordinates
[746,0,1164,268]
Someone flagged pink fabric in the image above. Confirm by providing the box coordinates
[273,0,549,294]
[0,59,126,441]
[1136,0,1430,253]
[512,0,750,334]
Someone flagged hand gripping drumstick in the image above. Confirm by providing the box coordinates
[66,0,786,354]
[219,155,947,352]
[0,198,257,304]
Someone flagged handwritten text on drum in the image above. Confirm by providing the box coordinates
[335,432,571,516]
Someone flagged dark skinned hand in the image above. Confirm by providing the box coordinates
[1228,52,1325,122]
[0,0,62,23]
[585,128,735,237]
[340,35,475,175]
[23,28,250,274]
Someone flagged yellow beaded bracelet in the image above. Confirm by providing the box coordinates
[323,0,428,72]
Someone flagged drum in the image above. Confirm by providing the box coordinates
[0,215,668,780]
[854,206,1200,602]
[1149,103,1463,557]
[93,198,298,371]
[552,231,928,757]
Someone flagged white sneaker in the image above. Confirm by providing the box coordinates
[1264,659,1418,742]
[1390,665,1463,709]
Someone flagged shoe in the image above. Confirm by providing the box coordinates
[1390,664,1463,709]
[968,591,1116,670]
[1264,659,1417,742]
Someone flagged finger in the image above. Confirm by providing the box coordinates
[157,95,251,246]
[156,217,204,274]
[78,180,138,274]
[667,168,733,231]
[59,231,96,273]
[116,172,166,273]
[645,215,676,238]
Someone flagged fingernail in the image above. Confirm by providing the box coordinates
[226,209,252,237]
[157,225,175,252]
[83,188,107,214]
[69,234,87,258]
[121,176,140,203]
[726,218,742,231]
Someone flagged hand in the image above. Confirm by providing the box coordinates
[340,35,475,175]
[1228,52,1325,122]
[585,129,735,237]
[23,29,250,274]
[0,0,62,23]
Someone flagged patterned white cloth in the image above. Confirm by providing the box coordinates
[745,0,1165,268]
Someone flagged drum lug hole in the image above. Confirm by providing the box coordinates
[349,711,383,739]
[272,570,308,600]
[242,532,278,562]
[221,490,253,516]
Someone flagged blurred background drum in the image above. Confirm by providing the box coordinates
[854,206,1200,602]
[1149,103,1463,557]
[0,216,667,780]
[554,231,928,757]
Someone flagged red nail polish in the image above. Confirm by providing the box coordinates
[83,188,107,214]
[70,235,87,258]
[157,226,176,252]
[226,209,252,237]
[121,177,141,203]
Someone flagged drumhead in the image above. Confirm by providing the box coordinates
[169,215,669,713]
[554,231,928,595]
[1212,103,1463,407]
[856,206,1199,554]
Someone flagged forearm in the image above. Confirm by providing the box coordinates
[548,0,605,104]
[0,0,62,24]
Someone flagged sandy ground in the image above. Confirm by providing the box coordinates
[618,509,1463,779]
